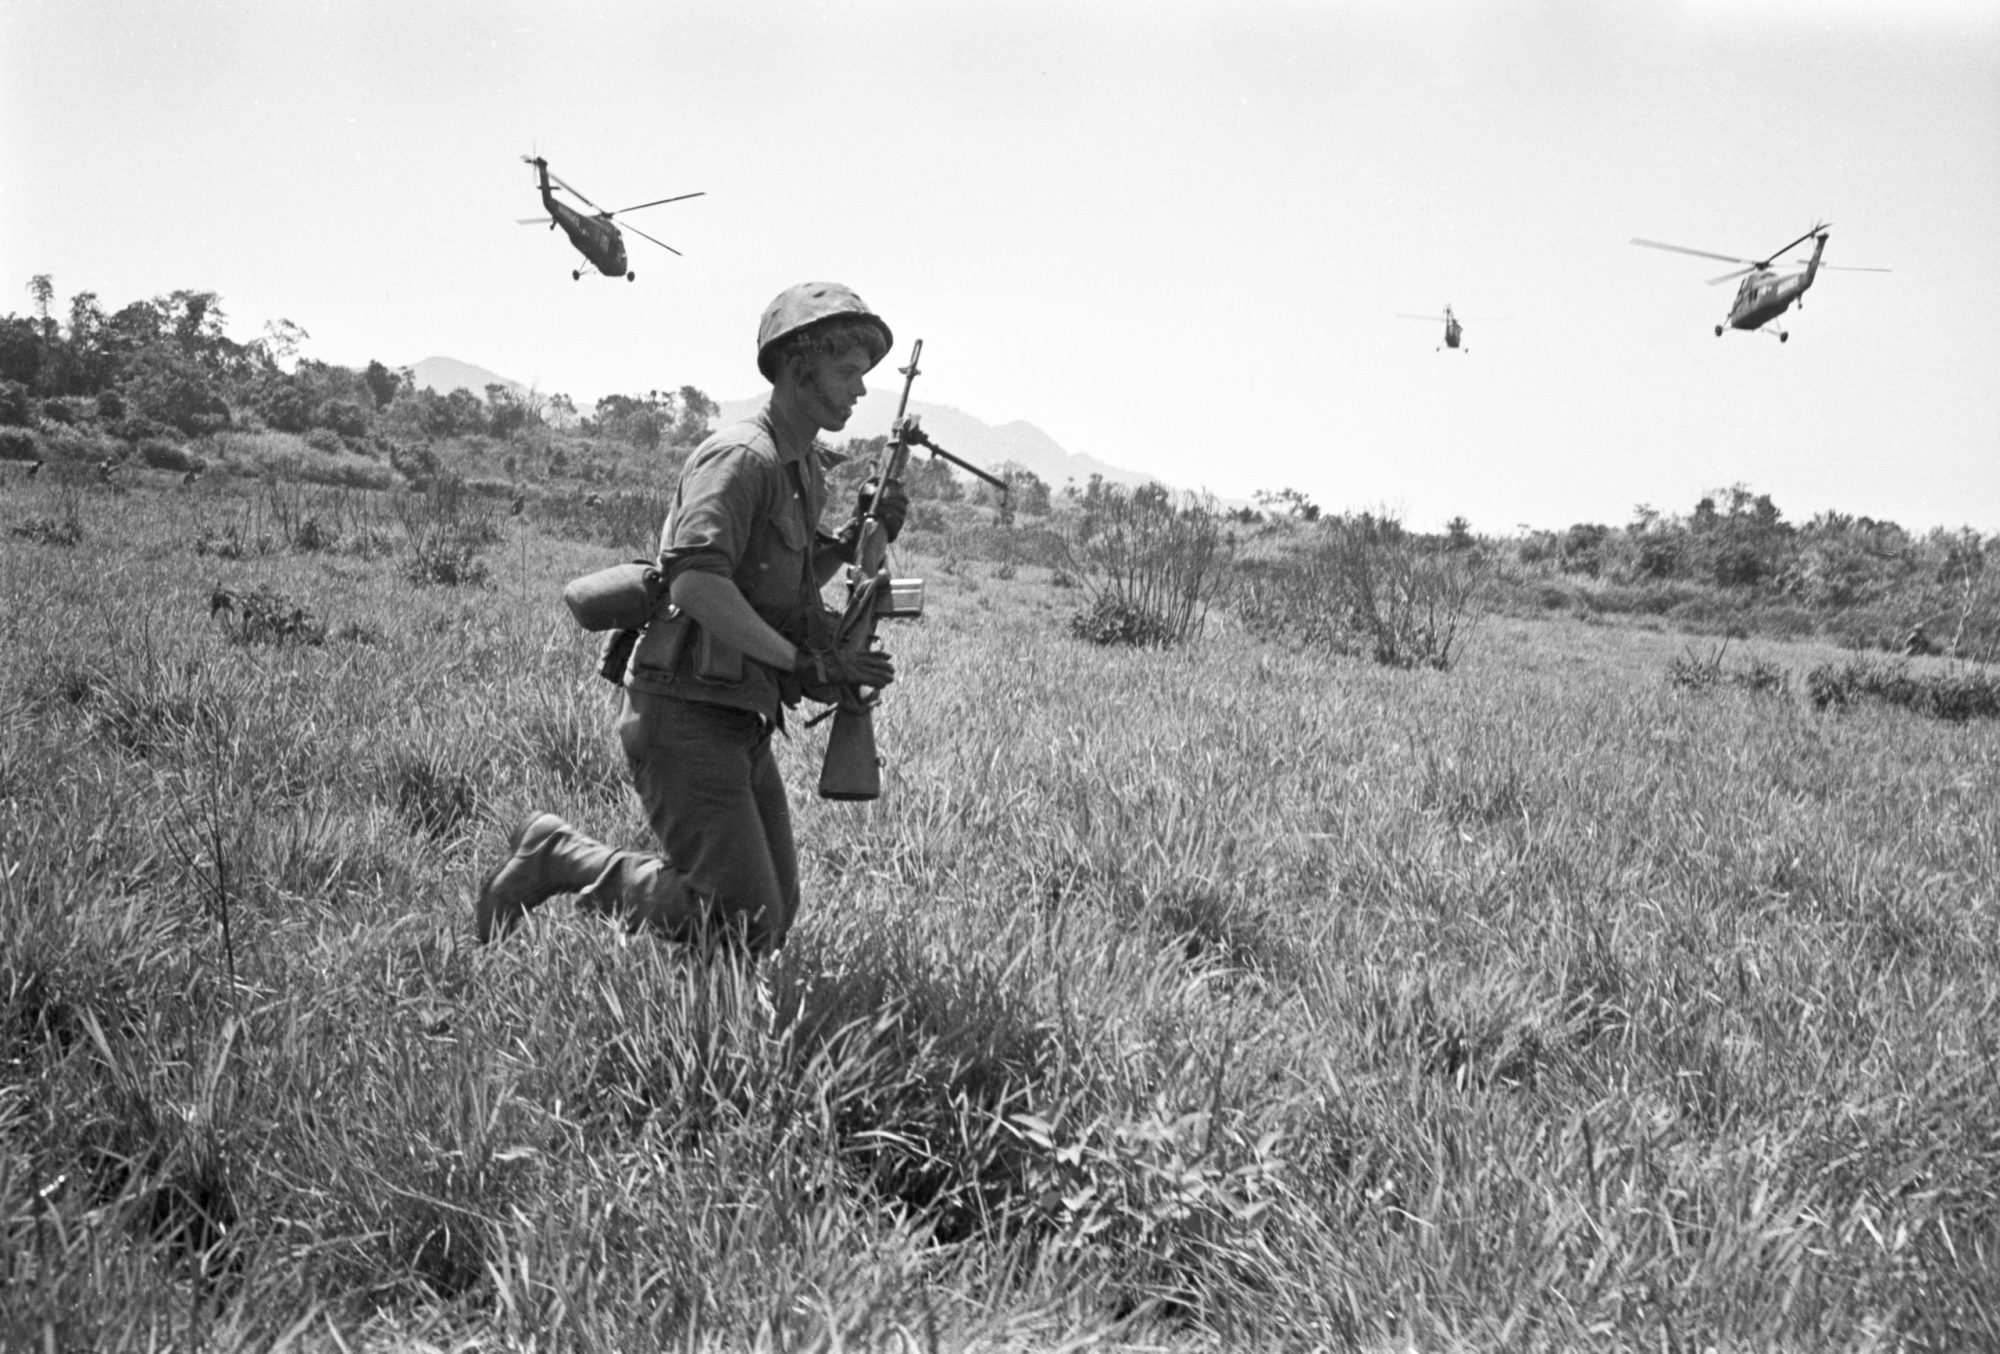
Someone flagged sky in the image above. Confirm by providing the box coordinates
[4,0,1996,534]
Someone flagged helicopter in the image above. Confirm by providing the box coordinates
[1630,223,1887,341]
[519,155,703,281]
[1397,304,1504,352]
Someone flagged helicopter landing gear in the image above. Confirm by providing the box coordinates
[572,269,582,281]
[1779,331,1789,343]
[627,272,636,281]
[1715,325,1724,337]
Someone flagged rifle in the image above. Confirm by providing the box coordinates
[817,339,1009,800]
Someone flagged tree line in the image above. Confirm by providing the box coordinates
[0,276,727,459]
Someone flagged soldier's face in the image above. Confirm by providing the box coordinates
[801,344,873,432]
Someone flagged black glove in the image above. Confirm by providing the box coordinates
[835,479,910,560]
[793,641,895,704]
[868,480,910,542]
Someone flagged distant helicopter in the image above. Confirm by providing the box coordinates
[1397,304,1504,352]
[1630,223,1887,341]
[519,155,703,281]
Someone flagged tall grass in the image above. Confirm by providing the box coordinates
[3,477,1996,1349]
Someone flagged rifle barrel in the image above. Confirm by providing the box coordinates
[903,426,1010,497]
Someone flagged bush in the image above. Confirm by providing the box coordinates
[207,584,326,646]
[1237,513,1487,670]
[1057,482,1227,648]
[1807,659,2000,722]
[1665,642,1788,696]
[394,478,498,588]
[136,438,206,475]
[0,427,38,462]
[1068,597,1177,647]
[94,389,126,421]
[112,414,177,444]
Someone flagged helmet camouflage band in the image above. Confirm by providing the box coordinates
[755,282,893,382]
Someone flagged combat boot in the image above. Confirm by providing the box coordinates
[475,813,620,943]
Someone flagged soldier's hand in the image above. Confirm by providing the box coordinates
[796,641,895,693]
[858,478,909,543]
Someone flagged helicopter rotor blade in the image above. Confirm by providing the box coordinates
[1632,237,1756,267]
[1706,266,1758,286]
[1396,313,1444,321]
[610,191,706,216]
[545,170,606,213]
[517,216,553,225]
[621,222,684,256]
[1758,223,1830,270]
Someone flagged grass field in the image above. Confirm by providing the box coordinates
[3,468,1996,1351]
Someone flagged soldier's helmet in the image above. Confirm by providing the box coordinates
[755,282,893,382]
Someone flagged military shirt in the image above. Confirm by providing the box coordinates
[625,406,838,720]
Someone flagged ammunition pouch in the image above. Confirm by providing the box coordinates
[596,628,641,684]
[780,605,849,707]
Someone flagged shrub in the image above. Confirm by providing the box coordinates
[40,398,75,425]
[136,438,206,475]
[111,414,177,444]
[1068,596,1176,647]
[1665,642,1788,696]
[393,478,497,588]
[1058,482,1226,648]
[1806,659,2000,722]
[94,389,126,421]
[207,584,326,646]
[1237,513,1487,670]
[0,427,38,462]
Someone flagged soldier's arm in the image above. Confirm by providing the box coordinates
[668,571,803,671]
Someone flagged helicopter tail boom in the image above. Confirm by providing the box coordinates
[1799,230,1828,293]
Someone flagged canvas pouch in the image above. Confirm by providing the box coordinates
[562,560,662,632]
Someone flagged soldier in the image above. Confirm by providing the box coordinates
[477,282,907,957]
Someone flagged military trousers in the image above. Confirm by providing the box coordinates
[576,689,800,956]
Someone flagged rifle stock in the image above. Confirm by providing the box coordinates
[817,691,882,800]
[817,572,889,800]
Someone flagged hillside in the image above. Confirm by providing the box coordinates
[406,356,523,402]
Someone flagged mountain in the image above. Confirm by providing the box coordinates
[714,388,1155,494]
[407,356,523,402]
[406,354,1157,492]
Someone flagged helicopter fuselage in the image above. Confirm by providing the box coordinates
[1721,233,1824,336]
[541,188,628,278]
